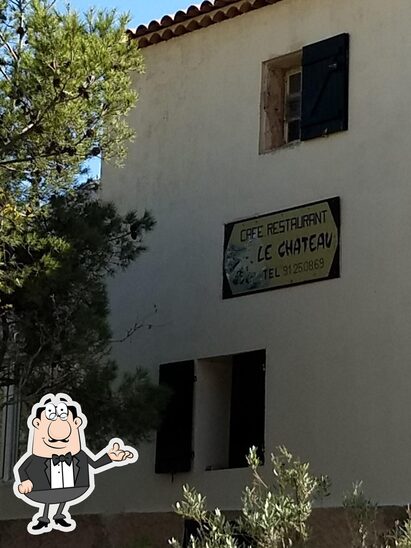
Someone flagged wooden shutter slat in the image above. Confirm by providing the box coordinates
[301,33,349,141]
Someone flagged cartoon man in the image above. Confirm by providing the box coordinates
[13,393,138,535]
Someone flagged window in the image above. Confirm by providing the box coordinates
[195,350,265,470]
[260,33,349,153]
[229,350,265,468]
[155,351,265,474]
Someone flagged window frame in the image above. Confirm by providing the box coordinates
[259,50,302,154]
[259,33,349,153]
[284,68,302,145]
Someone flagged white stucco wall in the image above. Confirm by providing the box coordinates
[2,0,411,520]
[101,0,411,510]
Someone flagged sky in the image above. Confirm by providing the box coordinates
[56,1,192,178]
[56,1,191,178]
[57,0,192,28]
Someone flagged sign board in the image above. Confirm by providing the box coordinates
[223,197,340,298]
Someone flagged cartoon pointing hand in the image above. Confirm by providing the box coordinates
[107,441,135,462]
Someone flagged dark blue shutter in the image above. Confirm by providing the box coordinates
[155,361,194,474]
[229,350,265,468]
[301,33,349,141]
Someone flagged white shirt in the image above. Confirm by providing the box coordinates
[50,459,75,489]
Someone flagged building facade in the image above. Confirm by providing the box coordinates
[102,0,411,539]
[1,0,411,545]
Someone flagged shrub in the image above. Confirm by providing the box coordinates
[169,446,330,548]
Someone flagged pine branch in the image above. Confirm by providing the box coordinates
[0,31,18,61]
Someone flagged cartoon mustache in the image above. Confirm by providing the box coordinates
[48,437,69,443]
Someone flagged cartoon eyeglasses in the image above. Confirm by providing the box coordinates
[45,402,68,421]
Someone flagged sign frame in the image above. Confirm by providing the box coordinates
[222,197,341,299]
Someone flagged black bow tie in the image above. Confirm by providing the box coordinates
[52,452,73,466]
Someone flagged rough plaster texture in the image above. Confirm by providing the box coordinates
[2,0,411,525]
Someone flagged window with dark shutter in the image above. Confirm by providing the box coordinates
[229,350,265,468]
[260,33,349,151]
[301,33,349,141]
[155,361,194,474]
[196,350,266,470]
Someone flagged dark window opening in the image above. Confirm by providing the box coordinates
[229,350,265,468]
[155,361,194,474]
[198,350,265,470]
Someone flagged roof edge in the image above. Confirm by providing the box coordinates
[128,0,281,48]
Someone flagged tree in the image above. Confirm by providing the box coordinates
[0,1,166,459]
[2,184,168,450]
[0,0,143,296]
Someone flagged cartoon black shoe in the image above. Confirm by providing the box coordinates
[32,520,49,530]
[54,517,73,527]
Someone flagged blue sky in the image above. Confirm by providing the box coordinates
[56,1,191,178]
[57,1,191,27]
[56,1,190,178]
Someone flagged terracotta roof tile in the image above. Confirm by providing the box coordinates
[128,0,281,48]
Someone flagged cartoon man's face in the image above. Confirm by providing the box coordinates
[31,400,83,458]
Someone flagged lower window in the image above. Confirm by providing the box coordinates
[196,349,265,470]
[155,350,265,475]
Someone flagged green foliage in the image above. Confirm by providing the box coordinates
[1,184,167,447]
[389,513,411,547]
[240,446,330,547]
[343,481,379,548]
[0,0,143,297]
[342,483,411,548]
[0,192,69,293]
[72,362,170,452]
[0,0,166,448]
[169,459,411,548]
[171,488,238,548]
[0,0,142,178]
[169,446,330,548]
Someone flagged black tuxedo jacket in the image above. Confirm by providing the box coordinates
[18,450,111,491]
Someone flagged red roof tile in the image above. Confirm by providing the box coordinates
[128,0,281,48]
